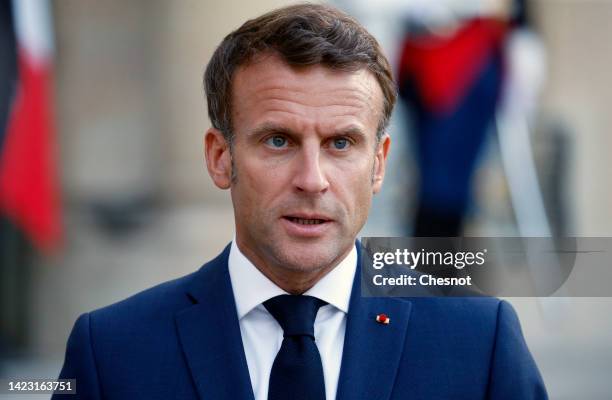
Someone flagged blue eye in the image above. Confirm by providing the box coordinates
[265,135,288,148]
[332,138,349,150]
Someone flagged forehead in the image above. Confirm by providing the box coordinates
[230,54,383,136]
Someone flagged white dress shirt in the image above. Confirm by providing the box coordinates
[228,240,357,400]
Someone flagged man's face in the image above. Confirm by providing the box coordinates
[206,54,390,288]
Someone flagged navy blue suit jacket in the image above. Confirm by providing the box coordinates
[55,244,547,399]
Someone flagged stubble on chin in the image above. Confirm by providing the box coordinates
[253,239,349,293]
[267,237,353,273]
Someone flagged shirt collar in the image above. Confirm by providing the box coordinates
[228,239,357,320]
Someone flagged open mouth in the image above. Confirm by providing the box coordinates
[284,217,328,225]
[281,214,333,237]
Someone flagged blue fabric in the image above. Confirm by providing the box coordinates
[264,295,326,400]
[416,55,502,213]
[54,243,547,399]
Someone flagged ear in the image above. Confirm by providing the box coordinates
[372,133,391,194]
[204,128,232,189]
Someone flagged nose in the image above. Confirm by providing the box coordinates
[291,144,329,194]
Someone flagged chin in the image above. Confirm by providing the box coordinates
[273,240,348,273]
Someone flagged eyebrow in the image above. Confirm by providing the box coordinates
[248,122,368,139]
[248,122,298,138]
[333,125,367,138]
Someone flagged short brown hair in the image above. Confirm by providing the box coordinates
[204,3,396,142]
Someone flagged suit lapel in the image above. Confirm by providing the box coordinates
[175,245,255,400]
[336,245,413,400]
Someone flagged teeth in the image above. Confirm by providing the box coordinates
[290,217,324,225]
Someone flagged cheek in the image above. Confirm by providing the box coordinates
[233,156,288,209]
[331,158,375,213]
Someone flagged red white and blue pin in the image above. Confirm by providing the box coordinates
[376,314,390,325]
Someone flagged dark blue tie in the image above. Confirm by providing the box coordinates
[264,294,327,400]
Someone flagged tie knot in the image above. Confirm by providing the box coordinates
[264,295,327,338]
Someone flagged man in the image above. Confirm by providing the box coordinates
[55,4,547,399]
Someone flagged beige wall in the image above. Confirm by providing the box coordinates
[535,0,612,235]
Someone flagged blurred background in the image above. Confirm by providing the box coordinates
[0,0,611,398]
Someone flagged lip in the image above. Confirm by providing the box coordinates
[280,213,334,238]
[284,212,333,221]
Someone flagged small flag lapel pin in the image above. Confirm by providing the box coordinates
[376,314,390,324]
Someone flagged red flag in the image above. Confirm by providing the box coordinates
[0,0,61,252]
